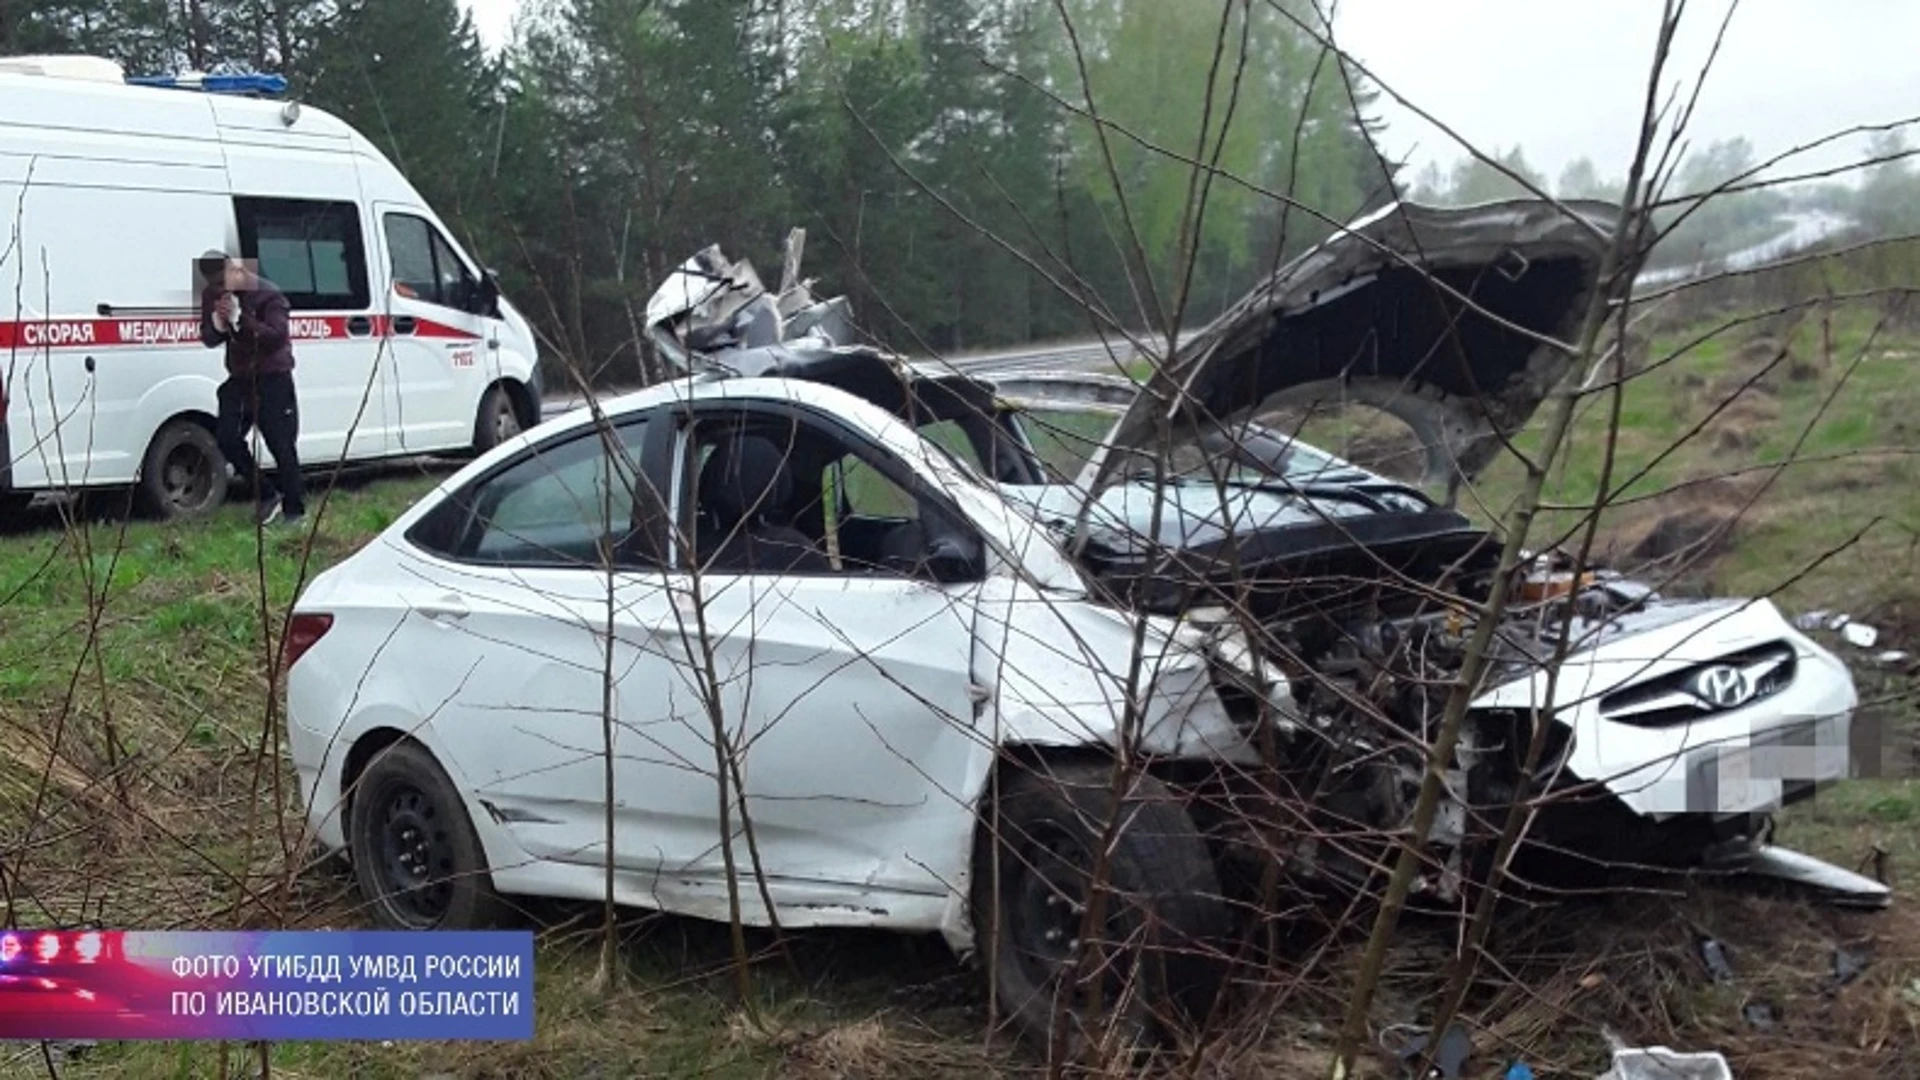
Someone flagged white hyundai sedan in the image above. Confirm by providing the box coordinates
[284,200,1879,1046]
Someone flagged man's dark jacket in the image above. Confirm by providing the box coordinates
[200,276,296,378]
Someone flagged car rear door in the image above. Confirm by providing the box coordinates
[380,413,678,872]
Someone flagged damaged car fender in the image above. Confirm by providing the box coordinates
[969,578,1259,762]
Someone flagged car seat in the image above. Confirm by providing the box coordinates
[694,434,831,573]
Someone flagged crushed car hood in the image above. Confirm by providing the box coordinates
[1086,198,1624,495]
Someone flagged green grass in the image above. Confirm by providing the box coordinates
[0,472,437,927]
[0,477,433,705]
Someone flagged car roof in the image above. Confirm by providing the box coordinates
[518,373,975,468]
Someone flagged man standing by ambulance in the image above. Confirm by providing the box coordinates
[198,250,305,527]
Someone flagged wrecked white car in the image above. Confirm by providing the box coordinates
[284,200,1881,1045]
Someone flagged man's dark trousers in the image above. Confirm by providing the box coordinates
[216,371,305,517]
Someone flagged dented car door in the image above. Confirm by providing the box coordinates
[637,400,991,926]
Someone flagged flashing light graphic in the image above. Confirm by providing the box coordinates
[0,930,534,1041]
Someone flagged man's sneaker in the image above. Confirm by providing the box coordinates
[279,510,306,529]
[254,494,283,526]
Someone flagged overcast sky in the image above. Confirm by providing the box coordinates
[458,0,1916,188]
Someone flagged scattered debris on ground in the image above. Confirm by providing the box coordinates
[1595,1044,1735,1080]
[1389,1022,1473,1079]
[1741,1002,1778,1032]
[1700,938,1737,983]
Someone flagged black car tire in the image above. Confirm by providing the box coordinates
[137,419,227,520]
[970,762,1231,1051]
[349,740,507,930]
[474,383,522,453]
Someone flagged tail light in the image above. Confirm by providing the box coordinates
[282,613,334,671]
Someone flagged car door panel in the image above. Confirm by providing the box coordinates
[377,413,680,871]
[627,405,991,908]
[375,207,491,453]
[387,557,641,867]
[649,572,986,899]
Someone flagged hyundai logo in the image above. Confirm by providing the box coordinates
[1692,665,1754,710]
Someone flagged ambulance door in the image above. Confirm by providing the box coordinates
[371,206,492,456]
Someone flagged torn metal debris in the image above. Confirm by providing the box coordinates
[1700,938,1736,983]
[1842,622,1880,649]
[1595,1046,1735,1080]
[1740,1002,1778,1032]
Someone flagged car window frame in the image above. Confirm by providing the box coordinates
[663,398,990,584]
[403,410,675,572]
[233,196,371,312]
[382,210,483,315]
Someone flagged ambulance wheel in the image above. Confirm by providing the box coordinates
[474,383,522,452]
[138,419,228,520]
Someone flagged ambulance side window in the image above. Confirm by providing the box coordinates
[385,215,439,303]
[384,213,482,314]
[431,231,478,312]
[233,197,370,312]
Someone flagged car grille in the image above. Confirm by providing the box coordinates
[1598,641,1796,728]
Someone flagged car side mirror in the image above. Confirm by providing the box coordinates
[476,268,502,318]
[923,532,983,584]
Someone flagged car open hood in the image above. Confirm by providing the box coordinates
[1084,198,1624,497]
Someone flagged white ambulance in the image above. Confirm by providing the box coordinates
[0,55,544,518]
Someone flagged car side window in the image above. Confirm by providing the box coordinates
[383,212,479,312]
[430,228,478,313]
[831,451,917,522]
[409,420,666,568]
[234,197,370,312]
[679,409,983,583]
[384,214,437,303]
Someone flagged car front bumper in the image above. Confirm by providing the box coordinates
[1473,598,1857,821]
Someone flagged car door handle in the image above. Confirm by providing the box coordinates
[393,316,417,335]
[346,315,373,337]
[416,596,469,623]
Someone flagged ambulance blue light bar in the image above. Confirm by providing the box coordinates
[127,73,288,96]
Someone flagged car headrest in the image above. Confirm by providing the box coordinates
[698,434,796,526]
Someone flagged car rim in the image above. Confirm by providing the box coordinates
[160,441,212,510]
[493,399,519,441]
[375,784,455,925]
[1005,820,1131,1010]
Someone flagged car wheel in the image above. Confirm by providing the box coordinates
[137,419,227,520]
[971,762,1230,1051]
[474,383,522,452]
[349,740,506,930]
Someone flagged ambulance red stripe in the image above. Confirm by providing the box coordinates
[0,315,482,350]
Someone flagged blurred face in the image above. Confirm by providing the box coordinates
[223,260,249,292]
